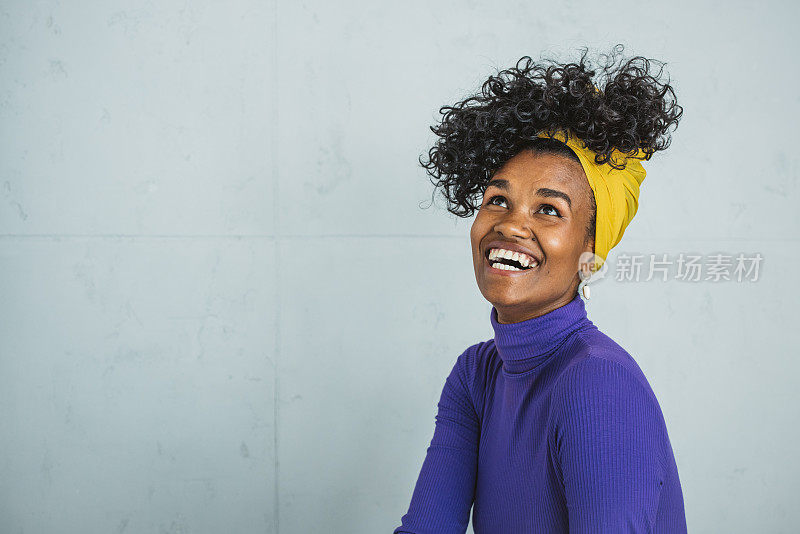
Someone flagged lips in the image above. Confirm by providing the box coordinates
[481,240,542,276]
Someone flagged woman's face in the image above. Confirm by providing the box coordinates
[470,150,595,323]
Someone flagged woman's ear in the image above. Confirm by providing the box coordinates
[584,236,595,257]
[578,249,601,281]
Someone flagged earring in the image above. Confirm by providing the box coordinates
[578,275,591,300]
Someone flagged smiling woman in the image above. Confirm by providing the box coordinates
[471,150,595,322]
[394,44,686,534]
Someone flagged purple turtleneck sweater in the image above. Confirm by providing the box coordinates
[394,293,687,533]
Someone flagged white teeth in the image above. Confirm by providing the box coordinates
[491,262,522,271]
[488,247,536,266]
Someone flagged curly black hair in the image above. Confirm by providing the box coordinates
[420,44,684,231]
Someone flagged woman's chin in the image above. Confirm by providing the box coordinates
[482,287,543,308]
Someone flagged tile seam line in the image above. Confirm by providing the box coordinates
[0,233,466,239]
[0,234,792,241]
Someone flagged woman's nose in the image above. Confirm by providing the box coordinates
[494,210,533,239]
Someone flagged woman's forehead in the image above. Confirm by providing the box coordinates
[491,151,588,194]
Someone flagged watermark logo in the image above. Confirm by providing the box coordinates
[611,252,763,282]
[578,251,609,282]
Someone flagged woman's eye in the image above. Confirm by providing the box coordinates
[538,204,561,217]
[484,196,561,217]
[486,195,507,207]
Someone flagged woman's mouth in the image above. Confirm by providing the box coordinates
[484,247,539,275]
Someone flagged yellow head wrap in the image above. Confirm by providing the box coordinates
[534,127,648,272]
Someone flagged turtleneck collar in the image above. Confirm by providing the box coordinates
[490,293,593,375]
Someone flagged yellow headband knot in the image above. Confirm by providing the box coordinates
[535,128,648,271]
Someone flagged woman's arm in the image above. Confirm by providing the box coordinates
[394,346,481,534]
[549,356,667,533]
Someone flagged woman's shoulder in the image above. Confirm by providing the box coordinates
[550,326,666,431]
[452,338,497,382]
[548,327,672,472]
[564,324,656,397]
[446,338,500,412]
[453,337,500,369]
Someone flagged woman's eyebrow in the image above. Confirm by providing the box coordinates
[486,179,572,209]
[536,187,572,208]
[486,178,510,190]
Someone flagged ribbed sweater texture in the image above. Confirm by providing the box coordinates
[394,294,687,533]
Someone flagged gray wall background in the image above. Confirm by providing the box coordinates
[1,1,797,532]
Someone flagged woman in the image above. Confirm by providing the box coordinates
[394,46,686,533]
